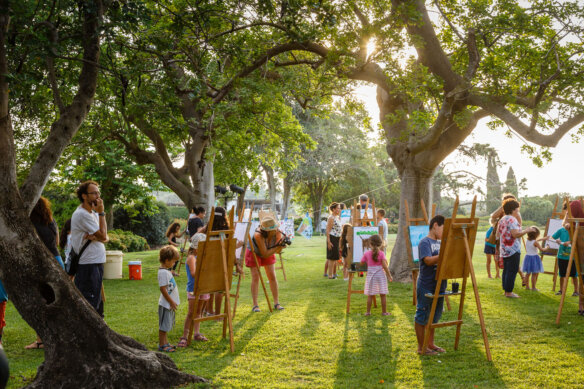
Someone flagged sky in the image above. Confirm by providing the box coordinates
[354,85,584,199]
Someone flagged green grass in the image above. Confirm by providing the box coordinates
[5,234,584,388]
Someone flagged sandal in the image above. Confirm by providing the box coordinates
[274,303,284,311]
[252,305,261,312]
[382,312,391,316]
[193,333,209,342]
[176,337,188,348]
[418,349,438,356]
[158,343,175,353]
[431,346,446,353]
[24,341,44,349]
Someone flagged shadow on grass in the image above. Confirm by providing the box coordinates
[394,285,506,388]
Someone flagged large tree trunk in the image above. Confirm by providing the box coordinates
[389,166,434,281]
[262,164,277,212]
[190,159,215,213]
[0,188,203,388]
[309,182,324,232]
[281,175,292,219]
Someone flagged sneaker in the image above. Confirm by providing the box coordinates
[555,291,563,295]
[323,273,328,278]
[344,277,349,281]
[573,292,579,297]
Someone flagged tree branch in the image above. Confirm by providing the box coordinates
[19,0,105,212]
[470,94,584,147]
[398,0,463,91]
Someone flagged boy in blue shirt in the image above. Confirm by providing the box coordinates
[548,227,578,296]
[414,215,445,356]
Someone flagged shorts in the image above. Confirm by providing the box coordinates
[245,248,276,268]
[187,292,210,301]
[558,259,578,278]
[74,263,104,317]
[414,285,444,326]
[484,245,496,255]
[327,235,340,260]
[158,305,175,332]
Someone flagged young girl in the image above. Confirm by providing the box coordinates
[484,226,499,279]
[339,224,351,281]
[177,246,210,346]
[165,222,184,247]
[522,226,545,291]
[360,234,393,316]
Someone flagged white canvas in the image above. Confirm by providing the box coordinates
[234,222,249,259]
[545,218,564,250]
[352,226,380,263]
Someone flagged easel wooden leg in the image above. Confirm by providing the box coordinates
[231,273,242,318]
[454,276,467,351]
[445,296,452,311]
[219,235,235,352]
[346,273,354,314]
[553,257,559,292]
[176,238,188,275]
[556,228,580,325]
[412,270,418,306]
[277,253,287,281]
[422,283,443,353]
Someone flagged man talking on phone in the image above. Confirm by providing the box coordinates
[71,180,108,317]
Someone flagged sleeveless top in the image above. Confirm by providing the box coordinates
[185,262,195,293]
[329,215,342,237]
[525,240,539,256]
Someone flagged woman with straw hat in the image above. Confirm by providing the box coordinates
[245,210,286,312]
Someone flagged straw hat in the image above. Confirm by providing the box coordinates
[259,209,280,231]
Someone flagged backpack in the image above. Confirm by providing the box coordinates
[65,240,92,276]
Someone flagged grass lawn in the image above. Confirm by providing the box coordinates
[5,233,584,388]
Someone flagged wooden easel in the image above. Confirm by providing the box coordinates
[423,196,491,361]
[540,196,567,291]
[555,198,584,325]
[403,199,435,306]
[346,201,379,313]
[246,228,274,313]
[175,234,189,276]
[186,207,237,352]
[276,252,287,281]
[351,198,377,227]
[231,205,253,318]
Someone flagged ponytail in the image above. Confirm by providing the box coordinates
[372,246,380,263]
[369,234,383,263]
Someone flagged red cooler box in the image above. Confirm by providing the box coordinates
[128,261,142,280]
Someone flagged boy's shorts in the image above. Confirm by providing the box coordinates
[414,285,444,325]
[558,258,578,277]
[158,305,175,332]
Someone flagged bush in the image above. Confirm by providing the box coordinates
[113,199,172,246]
[520,197,554,226]
[106,229,149,252]
[169,206,189,220]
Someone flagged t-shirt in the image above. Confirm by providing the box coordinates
[417,236,446,293]
[552,227,571,260]
[188,217,204,237]
[71,206,106,265]
[360,249,386,267]
[497,215,521,258]
[33,220,59,257]
[485,227,496,248]
[158,268,180,309]
[378,219,388,242]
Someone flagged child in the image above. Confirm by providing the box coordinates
[165,222,184,247]
[522,227,545,291]
[414,215,445,356]
[158,245,180,352]
[177,246,210,347]
[484,226,499,279]
[339,224,351,281]
[360,234,392,316]
[545,225,578,296]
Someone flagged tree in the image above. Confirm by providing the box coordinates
[486,150,502,213]
[503,167,519,198]
[243,0,584,280]
[0,1,200,386]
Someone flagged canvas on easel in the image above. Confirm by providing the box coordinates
[275,218,294,281]
[231,206,253,318]
[186,207,237,352]
[540,196,567,291]
[555,198,584,325]
[422,196,491,361]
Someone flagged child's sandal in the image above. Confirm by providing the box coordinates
[176,337,188,348]
[158,343,175,353]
